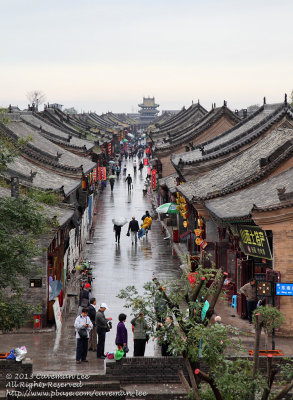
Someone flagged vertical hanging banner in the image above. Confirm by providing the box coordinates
[98,167,107,181]
[93,166,98,183]
[151,169,157,190]
[107,142,112,155]
[101,145,105,154]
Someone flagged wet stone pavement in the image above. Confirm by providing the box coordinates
[0,159,182,373]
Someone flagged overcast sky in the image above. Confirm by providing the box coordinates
[0,0,292,114]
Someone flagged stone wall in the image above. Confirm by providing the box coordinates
[106,357,188,384]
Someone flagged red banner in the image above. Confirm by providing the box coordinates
[93,166,98,183]
[107,142,112,155]
[151,169,157,190]
[98,167,106,181]
[144,158,148,166]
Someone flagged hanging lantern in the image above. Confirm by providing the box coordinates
[194,229,202,237]
[187,272,198,287]
[195,237,203,246]
[198,218,204,227]
[183,220,189,228]
[81,175,87,191]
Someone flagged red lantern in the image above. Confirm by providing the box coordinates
[187,272,198,287]
[151,169,157,190]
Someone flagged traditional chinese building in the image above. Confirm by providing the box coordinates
[172,97,293,335]
[138,97,160,126]
[152,102,240,178]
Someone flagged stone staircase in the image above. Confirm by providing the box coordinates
[1,358,189,400]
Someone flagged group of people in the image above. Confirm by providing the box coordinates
[113,212,152,246]
[108,159,143,193]
[75,298,112,363]
[74,300,175,363]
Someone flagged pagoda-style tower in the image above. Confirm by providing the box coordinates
[138,97,159,126]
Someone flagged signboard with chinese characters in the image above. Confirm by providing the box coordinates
[238,225,272,260]
[53,298,62,331]
[257,282,271,296]
[151,169,157,190]
[276,283,293,296]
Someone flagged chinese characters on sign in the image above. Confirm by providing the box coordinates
[257,282,271,296]
[151,169,157,190]
[238,225,272,260]
[276,283,293,296]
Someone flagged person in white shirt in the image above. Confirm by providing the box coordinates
[74,308,93,363]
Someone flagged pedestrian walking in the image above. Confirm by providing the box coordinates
[96,303,111,359]
[240,278,257,324]
[159,316,174,356]
[131,312,148,356]
[113,224,122,244]
[139,161,143,172]
[116,166,120,178]
[74,308,93,364]
[127,216,139,245]
[133,160,137,174]
[78,283,91,315]
[115,313,128,357]
[123,165,127,175]
[109,177,115,191]
[125,174,132,191]
[88,298,97,351]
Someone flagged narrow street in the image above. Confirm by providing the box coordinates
[1,158,182,372]
[87,157,182,356]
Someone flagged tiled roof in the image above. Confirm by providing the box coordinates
[172,103,291,166]
[155,106,240,152]
[20,113,94,150]
[150,103,208,141]
[177,128,293,201]
[4,121,95,175]
[158,173,178,193]
[0,185,74,226]
[204,167,293,220]
[4,156,80,196]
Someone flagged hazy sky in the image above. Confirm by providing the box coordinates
[0,0,292,113]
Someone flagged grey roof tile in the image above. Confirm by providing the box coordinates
[4,156,80,196]
[172,103,287,166]
[205,167,293,219]
[178,128,293,201]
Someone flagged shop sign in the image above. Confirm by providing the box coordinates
[53,298,62,332]
[238,225,272,260]
[276,283,293,296]
[107,142,112,155]
[93,166,98,182]
[98,167,107,181]
[257,282,271,296]
[151,169,157,190]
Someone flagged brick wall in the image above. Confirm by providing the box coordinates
[106,357,188,384]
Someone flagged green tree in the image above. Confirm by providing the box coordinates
[0,197,51,331]
[118,261,293,399]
